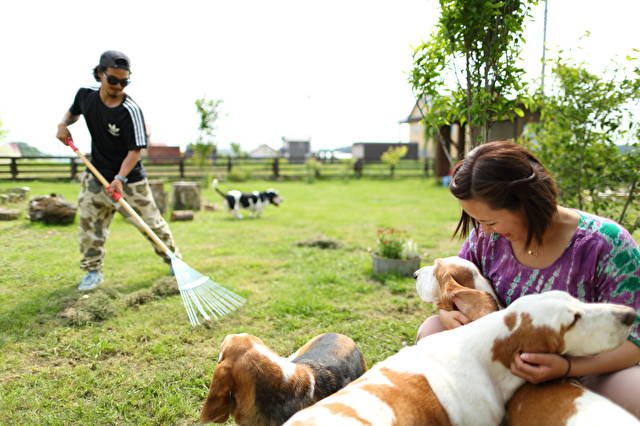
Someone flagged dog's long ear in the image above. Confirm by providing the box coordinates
[443,279,499,321]
[436,274,458,311]
[200,362,234,424]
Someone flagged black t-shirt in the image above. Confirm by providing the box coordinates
[69,87,147,183]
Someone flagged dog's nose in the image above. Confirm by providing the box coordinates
[618,309,637,326]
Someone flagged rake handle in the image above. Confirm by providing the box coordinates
[65,137,172,257]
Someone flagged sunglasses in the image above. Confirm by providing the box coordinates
[104,73,130,87]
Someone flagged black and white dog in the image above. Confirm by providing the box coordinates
[211,179,282,219]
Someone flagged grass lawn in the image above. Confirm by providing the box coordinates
[0,177,464,425]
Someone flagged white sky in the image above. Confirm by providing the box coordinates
[0,0,638,156]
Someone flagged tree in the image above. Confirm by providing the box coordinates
[190,98,223,167]
[411,0,537,150]
[230,142,244,158]
[381,146,408,177]
[527,56,640,232]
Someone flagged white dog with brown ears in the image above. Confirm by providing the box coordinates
[414,256,639,426]
[285,285,636,425]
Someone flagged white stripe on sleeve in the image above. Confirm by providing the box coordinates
[123,99,146,147]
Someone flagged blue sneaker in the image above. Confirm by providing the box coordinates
[78,271,103,291]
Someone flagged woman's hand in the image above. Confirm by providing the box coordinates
[438,309,470,330]
[511,352,570,384]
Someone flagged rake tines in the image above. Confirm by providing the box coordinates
[170,254,245,325]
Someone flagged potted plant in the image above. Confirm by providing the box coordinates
[371,227,421,276]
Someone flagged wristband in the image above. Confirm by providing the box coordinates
[561,357,572,378]
[115,174,128,184]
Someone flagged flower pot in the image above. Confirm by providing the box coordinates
[371,254,421,276]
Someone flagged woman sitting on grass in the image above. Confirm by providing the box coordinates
[417,140,640,418]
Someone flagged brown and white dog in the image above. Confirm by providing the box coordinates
[414,255,502,321]
[415,256,639,426]
[200,332,366,425]
[284,288,636,425]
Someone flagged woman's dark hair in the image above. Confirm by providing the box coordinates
[450,140,558,249]
[92,66,106,82]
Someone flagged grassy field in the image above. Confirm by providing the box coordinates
[0,177,464,425]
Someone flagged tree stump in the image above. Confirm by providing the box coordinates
[171,210,194,221]
[0,208,20,221]
[171,181,201,211]
[148,180,168,215]
[2,187,30,202]
[28,194,77,225]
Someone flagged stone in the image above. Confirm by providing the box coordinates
[171,210,194,221]
[171,181,201,211]
[0,208,20,221]
[28,194,77,225]
[8,187,30,200]
[202,200,219,211]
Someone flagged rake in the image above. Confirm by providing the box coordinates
[65,137,245,325]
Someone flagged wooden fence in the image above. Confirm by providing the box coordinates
[0,156,434,181]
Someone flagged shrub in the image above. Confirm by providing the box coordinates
[375,227,419,260]
[227,168,251,182]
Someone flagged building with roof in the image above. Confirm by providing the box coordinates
[249,144,279,159]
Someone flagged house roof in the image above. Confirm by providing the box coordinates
[249,144,279,158]
[399,98,427,123]
[0,142,20,157]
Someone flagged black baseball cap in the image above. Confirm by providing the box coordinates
[99,50,130,70]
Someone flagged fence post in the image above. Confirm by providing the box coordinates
[179,158,185,179]
[423,158,430,177]
[272,158,280,179]
[227,157,232,173]
[354,158,363,179]
[70,158,78,180]
[10,158,18,180]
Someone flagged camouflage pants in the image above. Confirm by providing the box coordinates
[78,172,180,272]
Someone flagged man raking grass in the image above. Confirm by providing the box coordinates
[56,50,243,324]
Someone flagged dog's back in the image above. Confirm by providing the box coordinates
[289,333,367,399]
[506,381,639,426]
[200,332,366,426]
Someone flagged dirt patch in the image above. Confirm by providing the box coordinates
[296,236,342,250]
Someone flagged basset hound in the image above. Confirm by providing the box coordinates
[284,288,636,425]
[414,255,502,321]
[200,332,366,425]
[415,256,639,426]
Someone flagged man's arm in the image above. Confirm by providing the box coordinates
[108,149,142,194]
[56,111,80,143]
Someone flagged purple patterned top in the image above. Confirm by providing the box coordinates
[458,210,640,346]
